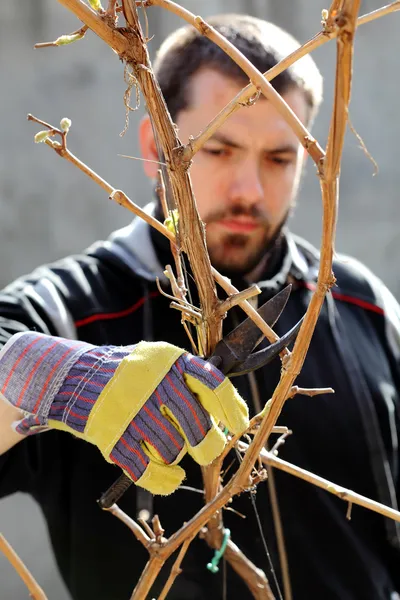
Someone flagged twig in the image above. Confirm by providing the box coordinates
[346,502,353,520]
[347,116,379,176]
[270,430,293,455]
[105,0,118,21]
[158,537,194,600]
[34,25,88,48]
[0,534,47,600]
[217,285,261,316]
[243,446,400,524]
[105,504,152,547]
[130,555,165,599]
[182,321,199,355]
[152,514,165,544]
[287,386,335,399]
[265,463,292,600]
[213,271,282,346]
[170,302,201,323]
[157,171,186,293]
[29,121,177,244]
[138,517,156,540]
[28,113,59,131]
[358,1,400,26]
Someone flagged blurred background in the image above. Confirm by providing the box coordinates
[0,0,399,597]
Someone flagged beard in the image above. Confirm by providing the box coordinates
[204,204,291,279]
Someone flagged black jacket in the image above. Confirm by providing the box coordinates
[1,205,400,600]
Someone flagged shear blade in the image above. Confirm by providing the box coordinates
[209,285,292,374]
[228,316,304,378]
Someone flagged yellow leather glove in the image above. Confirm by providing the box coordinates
[1,332,249,494]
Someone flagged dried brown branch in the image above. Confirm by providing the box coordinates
[34,24,88,48]
[217,284,260,316]
[118,0,222,355]
[28,119,178,244]
[157,537,195,600]
[105,504,152,547]
[222,0,362,520]
[0,534,47,600]
[358,0,400,25]
[157,171,187,294]
[105,0,118,21]
[270,430,293,455]
[265,463,292,600]
[287,386,335,399]
[183,1,400,160]
[151,0,324,167]
[212,271,281,346]
[152,514,165,543]
[138,517,156,540]
[238,445,400,524]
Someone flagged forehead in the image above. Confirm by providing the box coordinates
[177,68,308,145]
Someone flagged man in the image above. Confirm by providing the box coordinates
[1,13,400,600]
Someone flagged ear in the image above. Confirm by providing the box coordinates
[138,115,159,179]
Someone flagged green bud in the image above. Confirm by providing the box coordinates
[60,118,72,133]
[55,33,85,46]
[88,0,103,11]
[164,209,180,234]
[34,130,51,143]
[326,484,338,493]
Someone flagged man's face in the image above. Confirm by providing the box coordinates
[175,69,309,278]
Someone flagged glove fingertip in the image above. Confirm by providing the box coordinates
[13,415,49,436]
[214,381,249,435]
[135,462,186,496]
[188,424,226,466]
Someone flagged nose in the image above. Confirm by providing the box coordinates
[229,158,264,208]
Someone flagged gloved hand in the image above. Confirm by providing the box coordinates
[0,332,249,494]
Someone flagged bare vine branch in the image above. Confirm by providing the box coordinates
[0,534,47,600]
[237,444,400,524]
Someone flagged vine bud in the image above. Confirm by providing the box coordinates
[88,0,103,11]
[34,130,51,143]
[60,118,72,133]
[55,33,85,46]
[164,209,180,235]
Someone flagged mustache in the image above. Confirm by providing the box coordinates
[205,204,268,224]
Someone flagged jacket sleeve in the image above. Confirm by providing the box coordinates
[0,251,112,497]
[0,244,148,498]
[0,287,54,496]
[333,255,400,495]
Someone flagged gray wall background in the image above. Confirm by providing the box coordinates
[1,1,399,597]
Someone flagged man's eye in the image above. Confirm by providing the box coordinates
[203,147,228,157]
[269,156,292,166]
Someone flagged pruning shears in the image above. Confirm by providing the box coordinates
[98,284,302,509]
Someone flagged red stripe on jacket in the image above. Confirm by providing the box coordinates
[75,291,160,328]
[302,282,384,315]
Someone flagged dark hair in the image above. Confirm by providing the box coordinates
[153,14,323,125]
